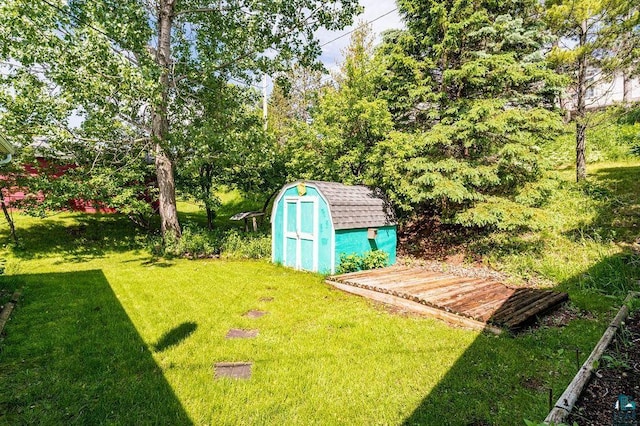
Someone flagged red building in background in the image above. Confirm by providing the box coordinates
[1,158,117,214]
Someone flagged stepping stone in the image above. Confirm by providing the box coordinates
[244,310,267,318]
[214,362,252,380]
[225,328,258,339]
[259,297,274,302]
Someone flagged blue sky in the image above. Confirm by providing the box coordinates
[316,1,403,72]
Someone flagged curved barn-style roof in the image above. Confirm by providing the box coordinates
[274,180,396,230]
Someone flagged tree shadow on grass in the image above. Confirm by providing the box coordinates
[153,322,198,352]
[555,250,640,311]
[178,196,266,232]
[7,214,148,262]
[565,164,640,245]
[400,252,639,425]
[0,270,192,425]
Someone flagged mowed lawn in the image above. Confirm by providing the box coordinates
[0,213,608,425]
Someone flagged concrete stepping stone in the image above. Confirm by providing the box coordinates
[244,310,267,318]
[214,362,252,379]
[225,328,258,339]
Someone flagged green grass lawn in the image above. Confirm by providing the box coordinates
[473,160,640,305]
[1,161,638,424]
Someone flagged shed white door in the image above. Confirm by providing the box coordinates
[283,197,318,271]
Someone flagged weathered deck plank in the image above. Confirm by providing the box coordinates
[326,266,567,331]
[327,279,503,334]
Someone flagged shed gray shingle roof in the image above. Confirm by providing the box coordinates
[287,180,396,230]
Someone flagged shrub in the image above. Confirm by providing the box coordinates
[361,250,389,270]
[160,227,222,258]
[337,253,363,274]
[337,250,389,274]
[221,230,271,260]
[150,227,272,260]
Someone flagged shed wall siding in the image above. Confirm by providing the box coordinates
[272,185,333,272]
[334,226,397,269]
[272,194,284,265]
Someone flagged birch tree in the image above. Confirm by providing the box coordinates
[0,0,360,239]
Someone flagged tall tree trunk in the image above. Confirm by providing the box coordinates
[205,207,215,230]
[198,165,215,230]
[153,0,181,239]
[575,19,588,182]
[576,121,587,181]
[0,189,17,244]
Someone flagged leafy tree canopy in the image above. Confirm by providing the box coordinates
[282,24,393,186]
[0,0,361,236]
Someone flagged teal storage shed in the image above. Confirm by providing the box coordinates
[271,180,397,274]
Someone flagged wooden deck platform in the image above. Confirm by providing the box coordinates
[326,266,568,333]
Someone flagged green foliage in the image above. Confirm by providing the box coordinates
[600,353,630,369]
[160,226,222,258]
[175,82,281,229]
[221,230,271,260]
[618,108,640,157]
[467,161,640,311]
[336,253,363,274]
[361,250,389,270]
[337,250,389,274]
[284,24,393,185]
[545,0,639,180]
[542,109,640,166]
[576,252,640,296]
[154,227,270,260]
[372,0,564,229]
[4,150,157,228]
[0,0,362,238]
[0,209,619,424]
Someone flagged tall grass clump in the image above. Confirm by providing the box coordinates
[158,227,223,258]
[221,229,271,259]
[542,108,640,167]
[153,227,271,260]
[576,251,640,296]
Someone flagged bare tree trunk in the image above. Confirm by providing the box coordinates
[575,19,588,182]
[0,189,17,244]
[576,121,587,181]
[206,207,215,230]
[153,0,181,239]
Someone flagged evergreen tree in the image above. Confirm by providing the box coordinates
[374,0,565,230]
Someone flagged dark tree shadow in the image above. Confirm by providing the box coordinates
[0,270,192,424]
[6,214,148,262]
[564,164,640,244]
[401,253,638,425]
[153,322,198,352]
[178,196,265,231]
